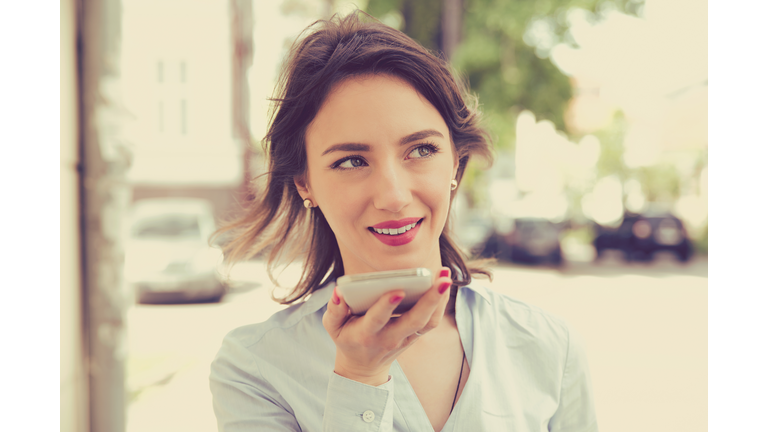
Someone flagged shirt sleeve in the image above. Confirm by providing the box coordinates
[548,324,599,432]
[323,372,394,432]
[210,334,301,431]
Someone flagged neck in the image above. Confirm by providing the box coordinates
[442,286,458,316]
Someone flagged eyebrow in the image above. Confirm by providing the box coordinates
[399,129,444,146]
[320,129,445,156]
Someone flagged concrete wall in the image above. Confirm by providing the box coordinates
[61,0,88,430]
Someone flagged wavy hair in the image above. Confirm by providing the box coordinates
[214,10,494,304]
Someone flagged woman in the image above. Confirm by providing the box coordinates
[210,11,597,432]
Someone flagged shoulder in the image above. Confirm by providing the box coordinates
[214,284,334,365]
[462,282,575,355]
[467,282,570,332]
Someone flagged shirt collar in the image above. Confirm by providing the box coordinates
[458,280,492,305]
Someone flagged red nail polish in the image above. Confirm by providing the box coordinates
[439,269,450,278]
[438,282,451,294]
[390,295,404,304]
[332,288,340,305]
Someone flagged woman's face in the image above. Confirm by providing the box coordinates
[298,74,458,275]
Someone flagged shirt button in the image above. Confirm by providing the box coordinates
[362,410,375,423]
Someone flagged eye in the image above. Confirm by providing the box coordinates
[408,143,438,159]
[332,156,367,170]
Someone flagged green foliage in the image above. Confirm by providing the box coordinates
[592,110,629,180]
[365,0,402,19]
[365,0,643,150]
[634,165,681,202]
[403,0,445,51]
[453,0,577,136]
[458,157,494,208]
[589,110,683,205]
[363,0,647,208]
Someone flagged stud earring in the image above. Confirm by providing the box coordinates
[450,180,458,191]
[303,198,313,209]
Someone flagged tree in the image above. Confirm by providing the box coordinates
[365,0,645,149]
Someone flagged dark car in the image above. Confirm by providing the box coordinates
[480,218,564,266]
[593,212,693,262]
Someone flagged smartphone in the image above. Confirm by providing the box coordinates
[336,268,433,315]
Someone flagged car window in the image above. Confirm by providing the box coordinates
[132,214,201,239]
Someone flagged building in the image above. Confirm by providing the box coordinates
[121,0,254,223]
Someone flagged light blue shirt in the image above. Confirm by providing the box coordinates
[210,281,598,431]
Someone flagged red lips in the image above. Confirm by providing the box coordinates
[369,218,423,246]
[370,217,422,230]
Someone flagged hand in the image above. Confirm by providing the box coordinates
[322,267,453,386]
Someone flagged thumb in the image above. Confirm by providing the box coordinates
[322,285,350,337]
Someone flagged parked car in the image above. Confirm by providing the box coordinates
[454,213,495,256]
[124,198,227,304]
[593,212,693,262]
[480,218,564,266]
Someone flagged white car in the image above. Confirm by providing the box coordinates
[124,198,227,303]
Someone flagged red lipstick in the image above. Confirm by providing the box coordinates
[371,217,422,229]
[369,218,423,246]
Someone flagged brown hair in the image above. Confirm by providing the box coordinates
[215,10,493,304]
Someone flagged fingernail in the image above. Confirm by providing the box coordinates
[438,282,451,294]
[390,295,404,304]
[332,288,340,305]
[439,269,450,278]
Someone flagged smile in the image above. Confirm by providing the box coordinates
[368,218,423,246]
[372,222,419,235]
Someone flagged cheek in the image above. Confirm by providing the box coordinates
[416,175,452,213]
[313,179,365,231]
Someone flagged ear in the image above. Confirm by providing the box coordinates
[452,154,460,181]
[294,175,310,199]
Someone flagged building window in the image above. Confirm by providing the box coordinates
[180,99,187,135]
[180,61,186,83]
[157,61,164,83]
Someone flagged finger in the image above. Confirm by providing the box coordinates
[390,267,452,337]
[424,282,452,328]
[425,267,453,329]
[322,286,351,338]
[360,289,405,335]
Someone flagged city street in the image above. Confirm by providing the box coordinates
[125,256,707,432]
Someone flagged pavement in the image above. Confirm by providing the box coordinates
[125,256,707,432]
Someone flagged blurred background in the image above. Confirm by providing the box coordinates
[61,0,706,431]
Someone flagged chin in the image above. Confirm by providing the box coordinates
[342,229,441,274]
[369,247,438,272]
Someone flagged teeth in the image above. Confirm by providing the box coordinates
[374,222,418,235]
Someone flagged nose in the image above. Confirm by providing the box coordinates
[372,163,412,213]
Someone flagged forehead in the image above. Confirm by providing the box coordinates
[305,74,448,152]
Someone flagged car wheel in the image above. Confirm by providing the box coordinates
[675,248,691,262]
